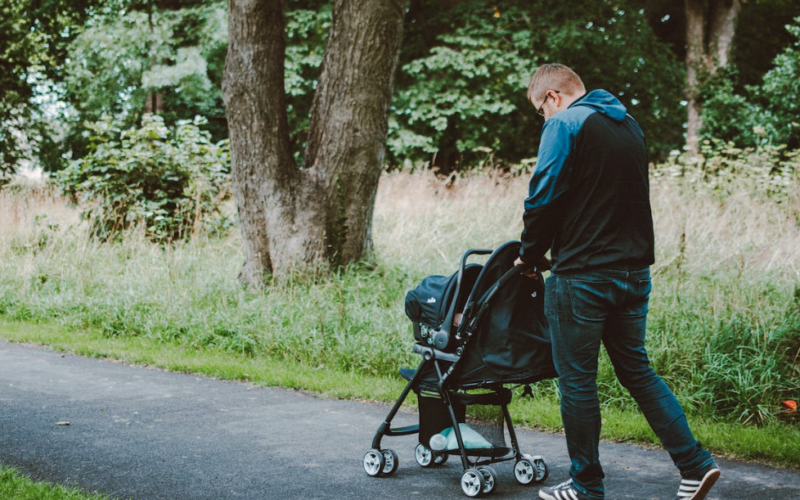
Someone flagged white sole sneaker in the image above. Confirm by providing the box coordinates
[676,468,721,500]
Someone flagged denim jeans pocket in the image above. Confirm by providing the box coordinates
[620,278,651,317]
[566,279,613,321]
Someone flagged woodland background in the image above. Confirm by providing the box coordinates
[1,0,800,470]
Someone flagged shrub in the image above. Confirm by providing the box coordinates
[58,114,231,242]
[701,17,800,149]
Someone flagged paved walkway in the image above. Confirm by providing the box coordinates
[1,340,797,499]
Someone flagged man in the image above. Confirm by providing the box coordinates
[513,64,720,500]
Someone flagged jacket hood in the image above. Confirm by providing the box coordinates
[570,89,627,121]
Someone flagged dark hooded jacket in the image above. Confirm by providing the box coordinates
[519,89,654,273]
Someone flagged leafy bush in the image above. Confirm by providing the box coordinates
[58,114,231,242]
[759,18,800,149]
[60,4,229,166]
[701,17,800,149]
[390,1,686,170]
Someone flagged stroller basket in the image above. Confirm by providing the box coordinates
[363,241,557,497]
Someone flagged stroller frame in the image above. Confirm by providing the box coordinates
[363,246,552,497]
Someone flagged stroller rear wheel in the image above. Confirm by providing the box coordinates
[414,443,432,467]
[415,443,446,467]
[476,466,497,494]
[381,449,399,475]
[528,455,549,482]
[363,449,385,477]
[461,468,486,497]
[514,454,549,484]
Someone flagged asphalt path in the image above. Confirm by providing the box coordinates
[1,340,798,500]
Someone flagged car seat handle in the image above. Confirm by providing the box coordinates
[440,248,493,339]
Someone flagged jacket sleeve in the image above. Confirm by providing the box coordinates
[519,118,574,263]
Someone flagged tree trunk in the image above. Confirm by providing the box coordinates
[223,0,406,284]
[145,0,163,115]
[684,0,705,156]
[708,0,741,68]
[684,0,741,155]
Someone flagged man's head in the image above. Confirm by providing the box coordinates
[527,64,586,121]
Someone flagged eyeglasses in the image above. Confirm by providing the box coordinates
[537,90,560,116]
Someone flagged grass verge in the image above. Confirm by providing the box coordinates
[3,319,799,469]
[0,464,113,500]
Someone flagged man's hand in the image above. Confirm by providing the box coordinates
[514,256,552,278]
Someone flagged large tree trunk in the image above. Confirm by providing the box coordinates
[684,0,741,155]
[223,0,406,285]
[304,0,406,266]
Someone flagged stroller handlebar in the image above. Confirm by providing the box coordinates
[440,249,494,340]
[413,344,460,363]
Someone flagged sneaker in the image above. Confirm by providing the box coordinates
[539,479,594,500]
[673,465,721,500]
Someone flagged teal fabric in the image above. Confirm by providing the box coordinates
[439,424,492,450]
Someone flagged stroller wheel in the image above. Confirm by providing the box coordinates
[526,454,549,482]
[381,449,399,475]
[415,443,434,467]
[363,449,386,477]
[513,457,535,485]
[461,468,486,497]
[433,451,448,465]
[476,466,497,494]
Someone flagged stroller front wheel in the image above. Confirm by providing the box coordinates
[363,449,386,477]
[415,443,434,467]
[461,468,486,497]
[513,458,535,485]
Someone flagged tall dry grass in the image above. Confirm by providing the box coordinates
[0,179,80,239]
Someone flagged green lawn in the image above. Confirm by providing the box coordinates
[0,465,114,500]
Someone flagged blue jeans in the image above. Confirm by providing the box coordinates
[545,268,713,499]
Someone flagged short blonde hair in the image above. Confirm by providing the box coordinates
[527,64,585,105]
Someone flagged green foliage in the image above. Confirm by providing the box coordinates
[0,0,99,175]
[58,114,231,242]
[538,1,686,159]
[701,17,800,149]
[759,19,800,148]
[696,67,760,148]
[390,4,534,170]
[731,0,800,91]
[391,0,686,170]
[4,0,800,176]
[59,1,228,166]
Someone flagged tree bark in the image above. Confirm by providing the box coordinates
[684,0,741,155]
[304,0,406,266]
[145,1,163,115]
[223,0,406,284]
[684,0,705,156]
[708,0,741,68]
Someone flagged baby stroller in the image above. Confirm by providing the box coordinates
[362,241,558,497]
